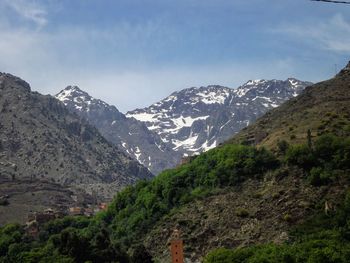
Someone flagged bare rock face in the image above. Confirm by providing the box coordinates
[0,73,153,224]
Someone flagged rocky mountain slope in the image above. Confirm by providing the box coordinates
[55,86,181,175]
[0,73,152,224]
[127,79,312,157]
[145,170,348,262]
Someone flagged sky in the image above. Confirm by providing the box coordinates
[0,0,349,112]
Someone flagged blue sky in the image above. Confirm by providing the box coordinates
[0,0,349,112]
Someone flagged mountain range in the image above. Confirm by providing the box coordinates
[56,78,312,174]
[0,73,312,225]
[1,62,349,262]
[55,86,181,175]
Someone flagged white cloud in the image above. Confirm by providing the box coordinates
[0,3,330,113]
[0,18,314,113]
[3,0,47,28]
[274,14,350,53]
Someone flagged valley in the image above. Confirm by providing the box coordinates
[0,62,349,262]
[1,1,348,262]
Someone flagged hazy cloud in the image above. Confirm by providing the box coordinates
[3,0,47,28]
[0,1,345,112]
[275,14,350,53]
[0,19,325,112]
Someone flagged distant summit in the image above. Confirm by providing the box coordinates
[56,85,121,115]
[127,78,312,157]
[56,86,180,175]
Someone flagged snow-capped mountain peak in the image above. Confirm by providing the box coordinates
[127,78,312,157]
[56,85,88,102]
[55,78,312,174]
[56,86,111,112]
[55,86,180,175]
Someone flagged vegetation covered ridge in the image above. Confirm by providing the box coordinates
[0,129,349,262]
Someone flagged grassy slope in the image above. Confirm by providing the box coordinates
[228,65,350,149]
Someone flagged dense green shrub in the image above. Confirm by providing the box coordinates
[1,134,349,262]
[204,247,253,263]
[129,244,154,263]
[0,199,9,206]
[285,144,315,170]
[106,144,279,246]
[0,224,23,257]
[286,134,350,184]
[277,140,289,155]
[308,167,332,186]
[0,218,130,262]
[236,208,249,218]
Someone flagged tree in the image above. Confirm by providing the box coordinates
[307,129,313,149]
[277,140,289,155]
[130,244,153,263]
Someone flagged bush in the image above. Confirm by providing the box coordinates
[130,244,153,263]
[277,140,289,155]
[1,134,350,262]
[236,208,249,218]
[285,134,350,184]
[285,144,315,170]
[204,247,254,263]
[0,199,9,206]
[309,167,332,186]
[283,213,292,223]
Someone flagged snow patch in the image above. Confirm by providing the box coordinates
[127,112,157,122]
[201,140,217,151]
[173,134,199,150]
[196,90,229,104]
[134,147,142,163]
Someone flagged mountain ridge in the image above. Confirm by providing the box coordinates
[228,62,350,148]
[56,78,311,174]
[56,86,181,175]
[0,73,152,224]
[127,78,312,156]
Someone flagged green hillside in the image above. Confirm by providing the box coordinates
[0,63,350,262]
[229,62,350,150]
